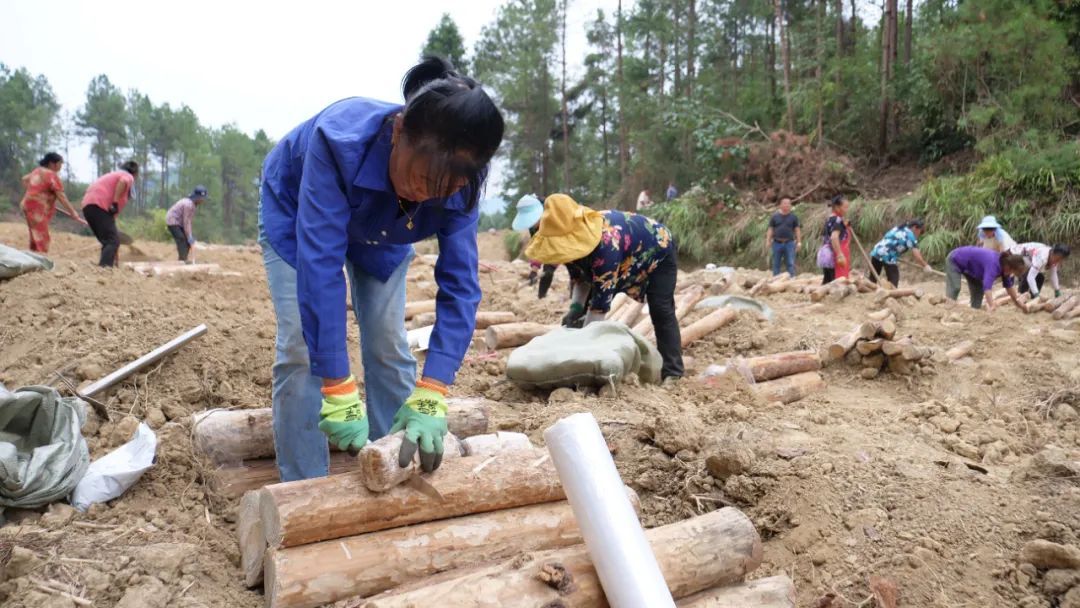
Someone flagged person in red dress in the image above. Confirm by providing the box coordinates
[19,152,87,253]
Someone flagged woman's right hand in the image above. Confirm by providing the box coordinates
[836,254,847,266]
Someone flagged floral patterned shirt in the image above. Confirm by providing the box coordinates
[20,167,64,212]
[870,226,918,264]
[566,210,674,312]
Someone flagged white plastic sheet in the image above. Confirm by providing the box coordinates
[406,325,434,351]
[544,413,676,608]
[70,423,157,511]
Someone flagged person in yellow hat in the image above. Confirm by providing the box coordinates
[525,194,684,380]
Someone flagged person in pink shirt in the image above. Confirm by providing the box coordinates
[81,161,139,267]
[166,186,208,263]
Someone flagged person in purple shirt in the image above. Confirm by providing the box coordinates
[259,57,504,480]
[944,246,1028,312]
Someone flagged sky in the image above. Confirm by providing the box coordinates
[1,0,619,198]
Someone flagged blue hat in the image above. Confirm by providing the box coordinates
[977,215,1001,230]
[511,194,544,231]
[190,185,208,199]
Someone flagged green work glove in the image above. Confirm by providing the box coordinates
[318,375,369,454]
[1056,289,1063,298]
[390,386,448,473]
[562,302,586,328]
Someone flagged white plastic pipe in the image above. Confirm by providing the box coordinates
[544,412,676,608]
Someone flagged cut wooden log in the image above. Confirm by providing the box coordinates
[624,302,650,327]
[610,299,644,325]
[192,399,490,465]
[861,353,885,369]
[828,326,863,361]
[484,322,555,350]
[212,452,358,499]
[359,432,464,492]
[461,431,533,456]
[856,339,884,355]
[866,308,894,321]
[855,277,878,293]
[680,308,738,347]
[750,372,826,404]
[747,277,770,296]
[945,340,974,361]
[1053,296,1079,320]
[1042,294,1069,312]
[404,300,436,320]
[474,311,518,329]
[410,311,436,328]
[856,319,896,341]
[260,448,564,549]
[606,292,631,320]
[676,575,796,608]
[880,337,913,357]
[901,344,933,361]
[740,351,821,382]
[875,287,925,302]
[265,491,640,608]
[827,283,857,301]
[238,491,265,587]
[887,355,917,375]
[860,367,880,379]
[675,285,707,321]
[355,506,762,608]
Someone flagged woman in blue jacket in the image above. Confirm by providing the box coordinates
[259,57,504,481]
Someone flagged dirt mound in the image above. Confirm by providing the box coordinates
[728,131,856,204]
[1,222,1079,607]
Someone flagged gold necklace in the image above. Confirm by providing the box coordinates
[397,198,418,230]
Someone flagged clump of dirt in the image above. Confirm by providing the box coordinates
[1,222,1079,608]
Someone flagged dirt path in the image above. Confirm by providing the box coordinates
[1,223,1078,607]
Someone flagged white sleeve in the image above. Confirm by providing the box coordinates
[1027,266,1040,295]
[1051,265,1060,291]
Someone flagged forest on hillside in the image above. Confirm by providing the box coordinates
[2,0,1078,248]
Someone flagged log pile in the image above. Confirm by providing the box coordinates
[239,439,790,608]
[828,310,934,378]
[192,398,493,497]
[704,350,826,405]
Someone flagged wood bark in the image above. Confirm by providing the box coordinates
[903,0,913,65]
[815,0,825,144]
[265,492,639,608]
[193,399,490,465]
[677,575,796,607]
[675,285,706,320]
[880,337,913,357]
[828,325,863,360]
[741,351,821,382]
[616,0,628,184]
[875,287,924,302]
[356,507,762,608]
[866,308,894,321]
[856,339,884,355]
[1052,296,1079,320]
[460,432,533,456]
[404,300,436,320]
[359,432,464,492]
[680,308,738,347]
[484,323,555,350]
[878,0,896,155]
[239,490,266,587]
[213,452,358,499]
[607,292,631,320]
[945,340,974,361]
[260,448,565,549]
[774,0,794,133]
[473,312,518,329]
[1043,294,1069,312]
[751,371,827,404]
[861,352,886,369]
[559,0,570,189]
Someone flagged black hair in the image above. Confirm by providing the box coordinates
[120,160,139,175]
[39,152,63,167]
[902,218,925,231]
[1052,244,1071,258]
[399,56,504,211]
[1000,252,1026,273]
[829,194,847,208]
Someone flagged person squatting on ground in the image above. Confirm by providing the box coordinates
[257,56,504,481]
[525,194,685,381]
[869,218,931,287]
[1011,242,1070,299]
[944,246,1028,312]
[19,152,87,252]
[514,194,558,298]
[165,186,209,263]
[975,215,1016,252]
[81,161,138,267]
[817,194,851,284]
[765,197,801,277]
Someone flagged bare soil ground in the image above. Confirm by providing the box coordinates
[1,222,1079,608]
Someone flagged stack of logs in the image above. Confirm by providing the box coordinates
[828,308,937,378]
[982,290,1080,318]
[481,283,747,351]
[193,411,794,607]
[741,271,925,305]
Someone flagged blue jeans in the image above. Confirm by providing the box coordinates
[260,233,416,482]
[771,240,796,276]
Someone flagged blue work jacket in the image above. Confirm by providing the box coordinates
[260,97,481,383]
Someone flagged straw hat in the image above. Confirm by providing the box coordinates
[523,194,604,264]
